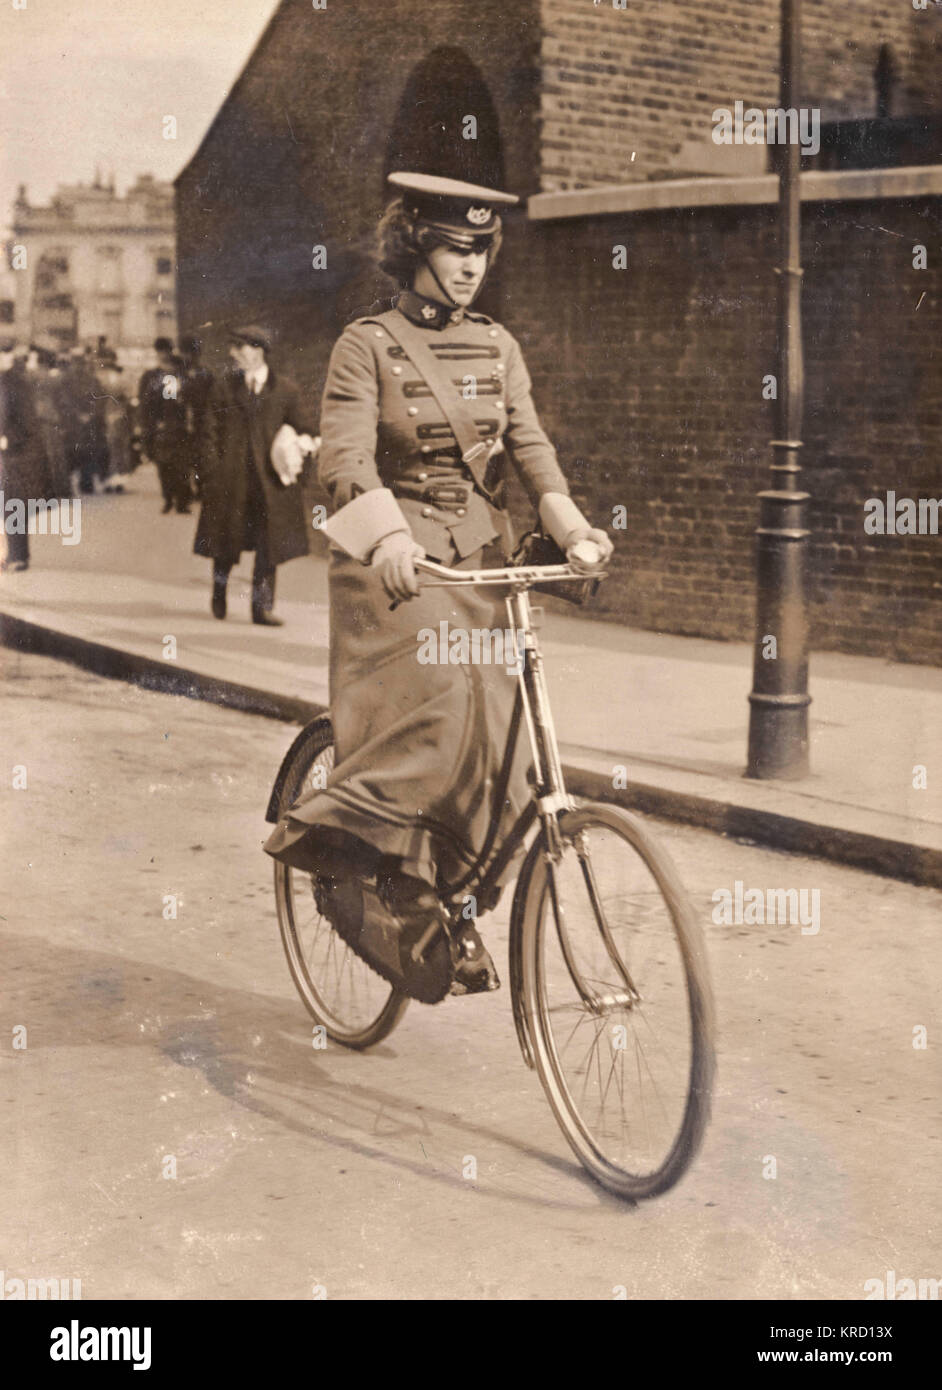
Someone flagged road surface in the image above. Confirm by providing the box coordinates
[1,650,939,1299]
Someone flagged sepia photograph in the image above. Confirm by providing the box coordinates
[1,0,940,1335]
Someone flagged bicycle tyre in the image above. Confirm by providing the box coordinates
[272,716,409,1048]
[519,802,714,1200]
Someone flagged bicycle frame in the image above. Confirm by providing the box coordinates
[414,558,584,893]
[413,559,630,1033]
[267,553,624,1051]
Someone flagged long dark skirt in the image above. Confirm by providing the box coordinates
[264,542,531,892]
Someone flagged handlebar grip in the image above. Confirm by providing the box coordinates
[570,538,604,567]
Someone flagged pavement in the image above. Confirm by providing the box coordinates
[2,464,941,886]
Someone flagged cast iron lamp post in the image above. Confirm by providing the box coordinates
[746,0,811,780]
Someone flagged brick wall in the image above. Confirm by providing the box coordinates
[503,195,942,663]
[176,0,543,384]
[176,0,942,663]
[540,0,942,190]
[803,0,942,122]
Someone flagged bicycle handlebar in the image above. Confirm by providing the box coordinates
[414,547,607,588]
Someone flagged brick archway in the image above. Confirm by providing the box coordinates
[383,47,505,192]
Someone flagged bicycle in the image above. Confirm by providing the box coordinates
[266,549,715,1200]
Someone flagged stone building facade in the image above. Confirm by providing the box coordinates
[175,0,942,662]
[10,174,176,366]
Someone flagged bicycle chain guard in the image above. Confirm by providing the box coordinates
[314,873,454,1005]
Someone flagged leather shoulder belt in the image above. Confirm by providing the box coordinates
[374,309,496,500]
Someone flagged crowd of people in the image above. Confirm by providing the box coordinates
[1,323,319,631]
[0,332,216,572]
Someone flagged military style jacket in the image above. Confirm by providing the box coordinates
[318,290,571,562]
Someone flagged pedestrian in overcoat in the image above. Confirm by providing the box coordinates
[193,325,317,625]
[1,348,49,571]
[138,338,189,512]
[179,335,214,499]
[31,344,71,497]
[65,348,109,495]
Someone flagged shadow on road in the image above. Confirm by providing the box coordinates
[2,928,617,1211]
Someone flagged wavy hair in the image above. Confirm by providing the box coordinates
[375,197,503,288]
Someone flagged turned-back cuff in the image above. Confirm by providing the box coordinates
[538,492,590,549]
[322,487,411,562]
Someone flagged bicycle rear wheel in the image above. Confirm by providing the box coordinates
[520,803,714,1199]
[272,716,409,1048]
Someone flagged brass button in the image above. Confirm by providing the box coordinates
[420,444,431,453]
[456,507,466,517]
[374,329,384,338]
[485,437,495,446]
[495,401,504,410]
[417,472,428,482]
[488,328,498,338]
[407,406,418,416]
[391,365,403,376]
[421,506,432,517]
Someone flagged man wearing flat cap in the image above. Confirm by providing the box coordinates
[266,171,612,1001]
[193,324,318,625]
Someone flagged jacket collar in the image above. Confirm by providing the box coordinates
[396,290,466,331]
[229,363,275,396]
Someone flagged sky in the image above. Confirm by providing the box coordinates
[0,0,282,222]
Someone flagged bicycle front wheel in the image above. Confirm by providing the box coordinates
[272,716,409,1048]
[520,803,714,1200]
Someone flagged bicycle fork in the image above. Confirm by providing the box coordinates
[507,588,641,1015]
[505,587,570,851]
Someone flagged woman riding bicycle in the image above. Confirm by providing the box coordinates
[264,171,612,1001]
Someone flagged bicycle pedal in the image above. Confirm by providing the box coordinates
[448,962,501,996]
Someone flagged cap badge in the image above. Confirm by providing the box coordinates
[421,303,437,320]
[466,206,491,225]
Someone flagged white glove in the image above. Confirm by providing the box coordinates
[270,424,305,485]
[566,527,613,572]
[539,493,613,570]
[371,531,425,602]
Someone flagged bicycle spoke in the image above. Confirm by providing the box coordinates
[275,729,402,1043]
[599,1032,622,1113]
[634,1035,651,1158]
[579,1017,606,1110]
[529,810,711,1194]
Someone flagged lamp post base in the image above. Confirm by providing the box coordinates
[746,691,810,780]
